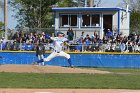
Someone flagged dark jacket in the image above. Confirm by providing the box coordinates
[36,44,45,56]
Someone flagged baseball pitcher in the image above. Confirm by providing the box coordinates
[33,32,73,68]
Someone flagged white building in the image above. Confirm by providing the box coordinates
[52,7,130,39]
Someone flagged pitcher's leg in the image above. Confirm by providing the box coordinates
[59,51,73,67]
[44,52,57,62]
[37,52,57,64]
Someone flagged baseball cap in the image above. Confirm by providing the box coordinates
[57,32,63,36]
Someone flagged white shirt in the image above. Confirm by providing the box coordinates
[50,37,68,52]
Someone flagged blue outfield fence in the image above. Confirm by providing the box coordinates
[0,51,140,68]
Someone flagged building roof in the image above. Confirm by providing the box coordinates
[52,7,129,12]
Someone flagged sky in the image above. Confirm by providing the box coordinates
[0,0,123,29]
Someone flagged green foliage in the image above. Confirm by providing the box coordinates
[130,10,140,34]
[9,0,59,28]
[9,0,78,29]
[0,21,4,31]
[57,0,77,7]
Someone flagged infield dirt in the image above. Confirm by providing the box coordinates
[0,64,110,74]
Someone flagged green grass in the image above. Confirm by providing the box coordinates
[1,68,140,89]
[96,68,140,74]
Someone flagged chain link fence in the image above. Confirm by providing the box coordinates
[0,40,139,53]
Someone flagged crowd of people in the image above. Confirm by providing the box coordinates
[0,31,47,50]
[0,28,140,52]
[74,30,140,52]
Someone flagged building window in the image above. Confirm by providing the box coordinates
[60,14,77,27]
[91,14,100,27]
[82,14,100,27]
[71,15,77,26]
[82,15,90,27]
[61,15,68,27]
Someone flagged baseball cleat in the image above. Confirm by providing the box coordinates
[32,62,39,65]
[70,65,74,68]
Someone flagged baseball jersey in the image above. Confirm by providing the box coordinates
[50,37,68,52]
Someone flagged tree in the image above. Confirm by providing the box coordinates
[122,0,140,34]
[0,21,4,36]
[130,11,140,34]
[9,0,59,29]
[0,21,4,29]
[0,1,4,31]
[9,0,78,31]
[74,0,102,7]
[57,0,77,7]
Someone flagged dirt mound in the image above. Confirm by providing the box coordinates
[0,65,110,74]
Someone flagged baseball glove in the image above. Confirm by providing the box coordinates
[63,41,70,46]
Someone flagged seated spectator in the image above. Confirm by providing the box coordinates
[21,41,27,50]
[136,35,140,46]
[103,36,108,44]
[114,42,121,52]
[90,40,99,52]
[83,34,92,51]
[105,40,111,52]
[75,37,83,52]
[133,42,139,52]
[120,40,126,52]
[110,42,116,52]
[25,41,34,51]
[125,41,133,52]
[10,40,19,50]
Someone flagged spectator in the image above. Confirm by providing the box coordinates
[120,40,126,52]
[10,40,19,50]
[20,41,27,50]
[26,41,34,51]
[75,37,83,52]
[67,27,74,41]
[5,30,140,52]
[83,34,92,51]
[80,31,86,39]
[114,41,121,52]
[106,29,113,39]
[12,32,18,40]
[91,31,98,44]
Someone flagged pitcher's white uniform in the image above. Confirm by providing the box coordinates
[33,32,73,67]
[44,37,70,62]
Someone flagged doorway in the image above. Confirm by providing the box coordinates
[103,15,113,35]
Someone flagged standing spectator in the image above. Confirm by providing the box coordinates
[80,31,86,39]
[91,31,98,44]
[12,32,18,40]
[67,27,74,41]
[106,29,113,39]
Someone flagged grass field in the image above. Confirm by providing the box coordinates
[0,68,140,89]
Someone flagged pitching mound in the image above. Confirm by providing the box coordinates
[0,65,110,74]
